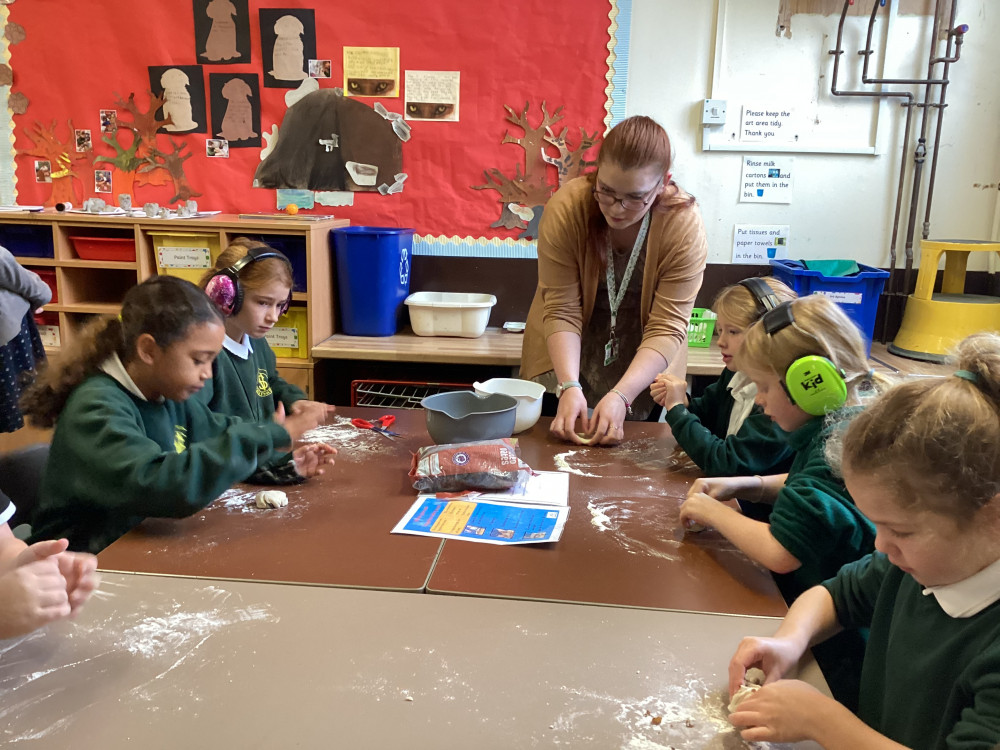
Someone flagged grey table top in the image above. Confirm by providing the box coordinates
[1,572,824,750]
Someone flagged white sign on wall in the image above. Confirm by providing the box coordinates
[740,156,794,203]
[732,224,790,263]
[740,104,797,143]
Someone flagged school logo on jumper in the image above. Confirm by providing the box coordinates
[173,425,187,454]
[256,369,272,397]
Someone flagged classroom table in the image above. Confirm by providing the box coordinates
[0,572,825,750]
[97,408,444,591]
[428,416,788,617]
[98,408,787,617]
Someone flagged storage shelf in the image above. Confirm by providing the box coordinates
[47,302,120,314]
[58,259,139,270]
[14,256,57,266]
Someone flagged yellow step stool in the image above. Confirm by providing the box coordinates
[889,239,1000,362]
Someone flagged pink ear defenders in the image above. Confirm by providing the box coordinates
[204,246,292,317]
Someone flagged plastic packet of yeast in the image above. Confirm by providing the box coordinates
[409,438,533,492]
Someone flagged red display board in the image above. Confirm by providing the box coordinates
[8,0,613,238]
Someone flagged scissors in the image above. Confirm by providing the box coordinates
[350,414,400,441]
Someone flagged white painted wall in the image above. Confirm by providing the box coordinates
[626,0,1000,270]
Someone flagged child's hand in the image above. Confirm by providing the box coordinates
[729,679,836,744]
[290,399,336,424]
[55,550,99,615]
[273,402,320,443]
[650,372,688,410]
[679,491,721,531]
[687,476,743,502]
[0,539,72,638]
[727,634,803,696]
[292,443,337,478]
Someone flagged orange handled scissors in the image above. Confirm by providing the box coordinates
[350,414,400,440]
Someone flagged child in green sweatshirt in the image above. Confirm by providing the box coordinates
[651,276,797,478]
[200,237,335,484]
[22,275,335,553]
[728,332,1000,750]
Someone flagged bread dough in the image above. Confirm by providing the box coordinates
[575,432,598,446]
[255,490,288,509]
[685,520,708,533]
[728,667,766,712]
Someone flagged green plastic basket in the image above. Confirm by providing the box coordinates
[687,308,717,348]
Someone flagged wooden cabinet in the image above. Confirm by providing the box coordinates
[4,212,348,395]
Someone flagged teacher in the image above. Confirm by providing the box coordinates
[521,115,707,445]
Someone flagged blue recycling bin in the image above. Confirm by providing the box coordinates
[332,226,414,336]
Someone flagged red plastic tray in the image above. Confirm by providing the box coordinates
[69,236,136,262]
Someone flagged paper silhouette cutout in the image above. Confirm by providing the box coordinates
[253,89,402,192]
[149,65,207,134]
[194,0,250,64]
[270,15,306,81]
[204,0,238,60]
[209,72,261,147]
[259,8,316,88]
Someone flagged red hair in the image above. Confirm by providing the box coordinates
[597,115,672,174]
[586,116,693,265]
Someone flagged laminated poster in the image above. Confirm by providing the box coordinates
[343,46,399,98]
[403,70,459,122]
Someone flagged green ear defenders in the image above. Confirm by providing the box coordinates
[739,277,780,314]
[761,301,847,416]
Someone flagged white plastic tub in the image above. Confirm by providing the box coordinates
[405,292,497,338]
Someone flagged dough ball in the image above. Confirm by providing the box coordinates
[727,683,760,713]
[727,667,767,712]
[576,432,597,445]
[744,667,766,686]
[255,490,288,509]
[685,520,707,533]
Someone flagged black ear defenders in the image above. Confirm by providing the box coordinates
[761,301,847,416]
[739,277,780,315]
[204,246,292,317]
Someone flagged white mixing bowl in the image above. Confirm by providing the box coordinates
[472,378,546,433]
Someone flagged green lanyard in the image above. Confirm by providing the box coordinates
[604,211,650,366]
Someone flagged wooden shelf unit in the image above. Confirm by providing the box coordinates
[5,212,348,397]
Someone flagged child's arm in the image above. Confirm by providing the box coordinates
[667,410,795,477]
[679,493,801,572]
[728,586,905,749]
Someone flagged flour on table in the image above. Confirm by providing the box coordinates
[255,490,288,508]
[554,450,601,477]
[300,415,395,455]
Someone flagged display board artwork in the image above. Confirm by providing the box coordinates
[4,0,622,246]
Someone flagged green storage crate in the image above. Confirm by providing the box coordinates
[687,308,717,348]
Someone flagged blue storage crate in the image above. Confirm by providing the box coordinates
[234,234,307,292]
[770,259,889,354]
[0,225,54,258]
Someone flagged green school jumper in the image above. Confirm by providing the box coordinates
[200,337,306,423]
[199,337,307,479]
[768,414,876,601]
[664,369,794,476]
[29,373,290,553]
[825,553,1000,749]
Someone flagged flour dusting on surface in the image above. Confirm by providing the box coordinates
[301,415,396,456]
[554,450,601,477]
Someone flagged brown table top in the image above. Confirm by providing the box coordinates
[0,572,824,749]
[428,417,788,617]
[98,408,785,616]
[97,407,444,591]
